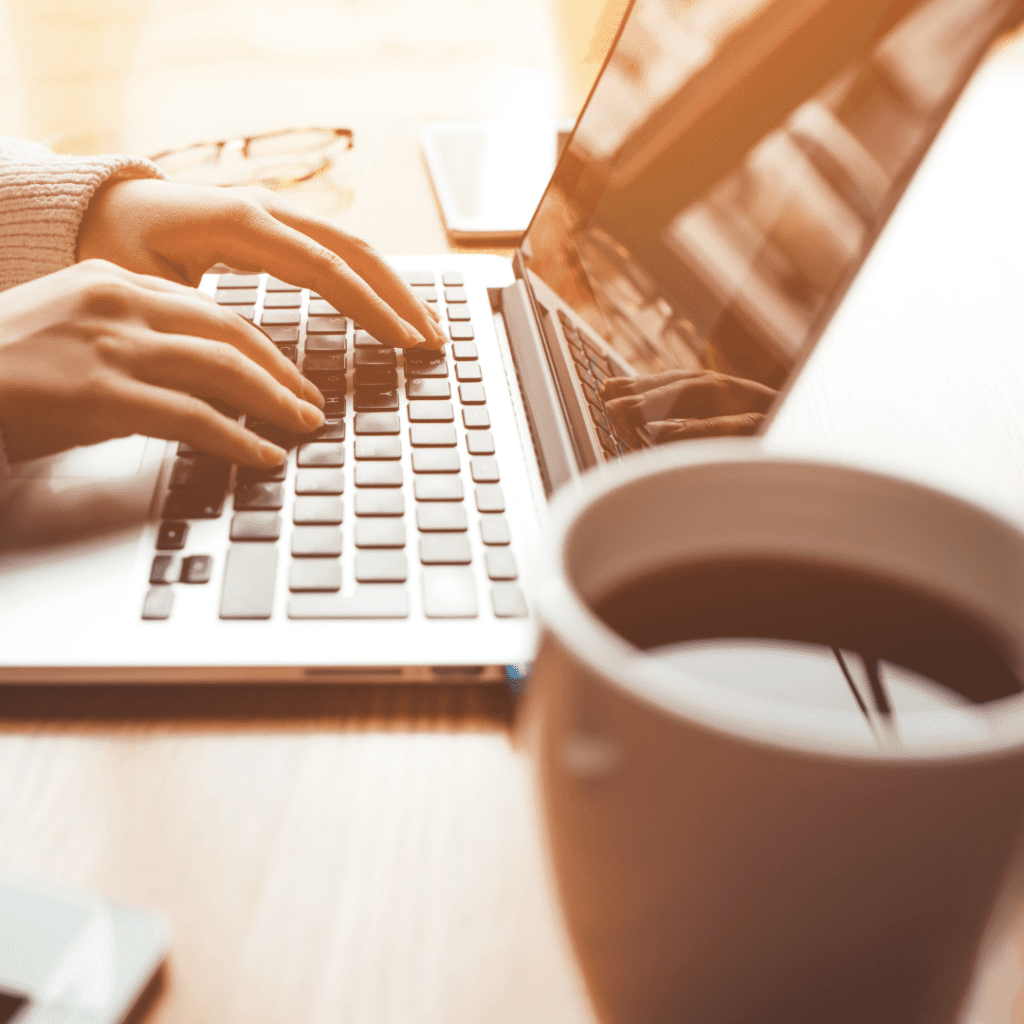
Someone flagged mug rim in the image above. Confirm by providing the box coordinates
[534,438,1024,764]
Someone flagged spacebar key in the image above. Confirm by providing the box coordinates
[220,544,278,619]
[288,585,409,619]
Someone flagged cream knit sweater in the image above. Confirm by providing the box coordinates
[0,136,165,291]
[0,137,166,473]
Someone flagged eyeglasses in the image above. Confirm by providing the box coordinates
[150,127,354,189]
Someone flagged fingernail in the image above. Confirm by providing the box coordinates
[405,326,428,347]
[260,441,286,465]
[302,379,325,407]
[301,402,326,429]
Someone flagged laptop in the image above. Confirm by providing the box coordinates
[1,0,1020,684]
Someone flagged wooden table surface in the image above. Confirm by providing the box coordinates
[0,2,1023,1022]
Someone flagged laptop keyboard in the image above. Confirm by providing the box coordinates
[556,310,632,457]
[142,270,528,623]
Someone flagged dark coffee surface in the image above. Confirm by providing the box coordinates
[593,559,1021,707]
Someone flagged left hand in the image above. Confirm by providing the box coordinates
[601,370,777,441]
[77,178,448,350]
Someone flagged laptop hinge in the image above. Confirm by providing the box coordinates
[494,279,578,495]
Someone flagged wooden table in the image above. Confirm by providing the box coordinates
[1,2,1023,1022]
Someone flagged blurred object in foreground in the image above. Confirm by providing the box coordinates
[151,127,354,189]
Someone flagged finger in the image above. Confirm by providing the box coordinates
[102,378,288,467]
[604,394,646,431]
[205,194,440,349]
[79,258,218,305]
[132,286,324,407]
[265,197,449,348]
[646,412,765,442]
[133,331,325,435]
[600,371,704,400]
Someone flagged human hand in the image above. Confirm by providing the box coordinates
[601,370,777,442]
[77,178,448,350]
[0,260,326,466]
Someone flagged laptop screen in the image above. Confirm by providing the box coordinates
[520,0,1019,448]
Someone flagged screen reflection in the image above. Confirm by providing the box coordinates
[522,0,1017,447]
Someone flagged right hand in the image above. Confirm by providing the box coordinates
[0,259,325,466]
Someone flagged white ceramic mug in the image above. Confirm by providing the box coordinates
[527,440,1024,1024]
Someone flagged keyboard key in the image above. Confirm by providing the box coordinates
[410,424,457,447]
[408,400,453,422]
[231,306,256,321]
[354,329,384,348]
[416,505,468,532]
[261,308,301,325]
[355,551,407,583]
[486,550,518,580]
[297,442,345,468]
[289,558,341,592]
[305,333,347,352]
[142,586,174,620]
[215,287,257,305]
[181,554,213,584]
[230,511,281,540]
[420,534,471,565]
[449,323,474,341]
[459,383,486,404]
[422,566,477,617]
[260,325,299,345]
[471,456,500,483]
[156,520,188,550]
[169,456,231,489]
[279,345,298,363]
[237,462,287,484]
[412,449,460,473]
[308,417,345,441]
[446,305,471,321]
[355,519,405,548]
[451,341,478,360]
[444,286,468,303]
[355,412,400,435]
[406,379,450,400]
[412,285,437,302]
[265,277,300,291]
[355,437,402,460]
[404,354,448,378]
[414,476,464,501]
[150,554,179,585]
[475,485,505,513]
[354,389,399,412]
[455,361,483,382]
[307,315,350,334]
[466,431,495,455]
[218,273,260,288]
[323,394,346,417]
[308,298,340,316]
[295,468,344,494]
[441,271,464,286]
[355,367,398,388]
[355,463,403,487]
[294,496,343,524]
[480,515,510,545]
[355,490,404,516]
[163,489,225,520]
[220,544,277,619]
[354,348,397,367]
[288,585,409,619]
[303,362,347,392]
[463,407,490,429]
[402,271,435,286]
[235,482,285,510]
[264,291,301,308]
[491,583,528,618]
[292,525,342,557]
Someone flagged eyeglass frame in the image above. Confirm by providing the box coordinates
[150,126,355,189]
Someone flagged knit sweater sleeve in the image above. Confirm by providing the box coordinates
[0,137,167,292]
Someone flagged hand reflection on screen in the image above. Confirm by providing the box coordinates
[601,370,777,443]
